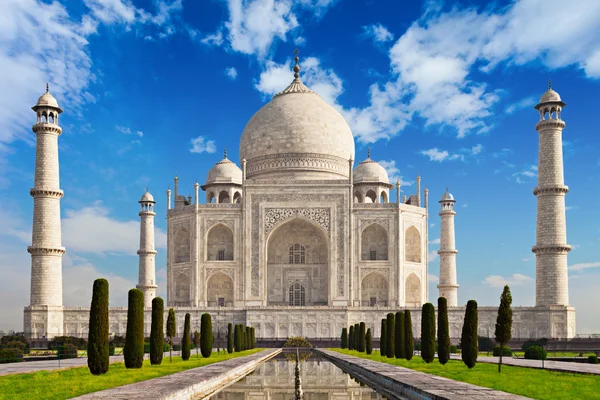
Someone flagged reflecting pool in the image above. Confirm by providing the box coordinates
[210,350,389,399]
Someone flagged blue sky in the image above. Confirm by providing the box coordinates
[1,0,599,333]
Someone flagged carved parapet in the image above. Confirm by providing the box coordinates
[246,153,350,179]
[32,124,62,135]
[27,246,66,255]
[353,203,396,208]
[531,244,571,254]
[30,188,64,198]
[533,185,569,196]
[536,120,566,131]
[138,210,156,217]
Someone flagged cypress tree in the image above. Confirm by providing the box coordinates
[246,326,251,350]
[200,313,213,358]
[166,308,176,363]
[251,327,255,349]
[234,324,241,352]
[227,323,233,353]
[366,328,373,355]
[182,313,191,361]
[386,313,395,358]
[404,310,414,361]
[88,278,109,375]
[421,303,436,363]
[495,285,513,373]
[461,300,479,369]
[437,297,450,365]
[354,323,360,351]
[380,319,387,356]
[150,297,164,365]
[348,325,354,350]
[124,288,144,369]
[394,311,405,359]
[341,328,348,349]
[194,330,200,358]
[358,322,366,352]
[241,327,246,351]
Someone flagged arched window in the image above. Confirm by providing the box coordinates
[288,283,306,306]
[233,192,241,203]
[405,226,422,263]
[380,191,388,204]
[405,273,421,306]
[354,191,363,203]
[288,244,306,264]
[361,223,388,261]
[175,273,190,306]
[207,192,215,204]
[218,190,229,203]
[365,190,377,203]
[207,224,234,261]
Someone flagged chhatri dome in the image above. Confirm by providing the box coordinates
[205,149,243,186]
[32,83,62,113]
[353,149,390,184]
[239,50,355,180]
[140,189,155,203]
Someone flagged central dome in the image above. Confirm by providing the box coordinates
[239,60,355,180]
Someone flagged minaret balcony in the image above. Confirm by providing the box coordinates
[533,185,569,196]
[29,188,64,198]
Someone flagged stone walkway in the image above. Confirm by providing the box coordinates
[0,350,184,376]
[73,349,280,400]
[319,349,530,400]
[450,354,600,375]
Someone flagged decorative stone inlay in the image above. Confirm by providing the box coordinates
[246,152,350,178]
[250,193,346,297]
[206,268,235,279]
[206,219,235,232]
[533,185,569,195]
[354,203,397,209]
[27,246,66,255]
[532,245,571,254]
[358,218,390,232]
[360,267,389,280]
[265,208,330,235]
[29,188,64,198]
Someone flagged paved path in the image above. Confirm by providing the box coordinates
[0,350,185,376]
[73,349,280,400]
[450,354,600,375]
[319,349,530,400]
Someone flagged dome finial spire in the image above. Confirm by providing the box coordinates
[548,79,552,90]
[224,147,227,159]
[46,82,49,93]
[367,148,371,159]
[293,48,300,80]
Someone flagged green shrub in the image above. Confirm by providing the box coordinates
[200,313,213,358]
[450,345,458,353]
[421,303,436,363]
[588,354,599,364]
[522,338,548,351]
[437,297,450,365]
[227,323,233,353]
[88,278,109,375]
[358,322,366,352]
[478,336,494,352]
[109,343,115,356]
[0,348,23,363]
[366,328,373,355]
[348,326,354,351]
[493,345,512,357]
[58,344,78,359]
[48,336,86,351]
[245,326,251,351]
[404,310,414,361]
[380,319,386,356]
[461,300,478,369]
[166,308,176,363]
[111,335,126,347]
[524,345,547,360]
[150,297,164,365]
[182,313,191,361]
[386,313,395,358]
[341,328,348,349]
[0,335,29,354]
[1,341,27,353]
[124,288,144,368]
[395,311,405,359]
[234,324,241,352]
[283,337,313,348]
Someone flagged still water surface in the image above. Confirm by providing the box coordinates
[210,351,389,399]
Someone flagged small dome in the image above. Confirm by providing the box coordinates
[140,190,155,203]
[540,88,561,103]
[440,188,455,202]
[32,84,62,112]
[353,156,389,184]
[206,156,242,186]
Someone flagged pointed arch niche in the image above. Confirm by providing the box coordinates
[174,226,190,263]
[405,272,421,307]
[206,224,234,261]
[206,272,234,307]
[405,226,422,263]
[361,272,388,307]
[266,218,329,306]
[174,273,190,306]
[361,223,388,261]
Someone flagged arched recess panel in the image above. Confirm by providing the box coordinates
[405,226,421,263]
[361,224,388,261]
[361,272,388,306]
[405,272,421,307]
[174,227,190,263]
[174,273,190,306]
[206,272,234,306]
[207,224,234,261]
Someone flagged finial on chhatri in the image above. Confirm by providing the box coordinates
[46,82,49,93]
[548,79,552,90]
[146,186,149,192]
[367,148,371,159]
[293,48,300,79]
[224,147,227,159]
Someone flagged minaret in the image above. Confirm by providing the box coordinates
[437,188,459,307]
[137,189,158,308]
[533,82,570,307]
[26,84,65,338]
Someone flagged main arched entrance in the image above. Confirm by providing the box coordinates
[266,218,329,306]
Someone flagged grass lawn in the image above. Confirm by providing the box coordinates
[332,349,600,400]
[0,349,262,400]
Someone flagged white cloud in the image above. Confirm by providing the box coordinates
[483,273,533,288]
[420,144,484,162]
[116,125,143,137]
[62,201,167,256]
[513,164,538,183]
[294,36,306,45]
[200,30,224,46]
[190,136,217,154]
[362,23,394,43]
[430,238,440,245]
[428,250,439,263]
[225,66,238,80]
[378,159,405,186]
[569,261,600,271]
[428,274,439,284]
[506,96,536,114]
[421,148,449,162]
[461,203,468,208]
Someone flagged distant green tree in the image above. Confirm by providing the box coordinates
[404,310,414,361]
[354,323,360,351]
[200,313,213,358]
[88,278,109,375]
[358,322,366,352]
[495,285,513,373]
[437,297,450,365]
[366,328,373,355]
[166,308,176,363]
[341,328,348,349]
[380,319,387,356]
[394,311,405,359]
[124,289,144,369]
[182,313,191,361]
[386,313,395,358]
[461,300,479,369]
[227,323,233,353]
[349,325,355,351]
[150,297,164,365]
[234,324,241,352]
[246,326,251,350]
[421,303,436,363]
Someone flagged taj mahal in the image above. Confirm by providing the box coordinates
[23,54,576,342]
